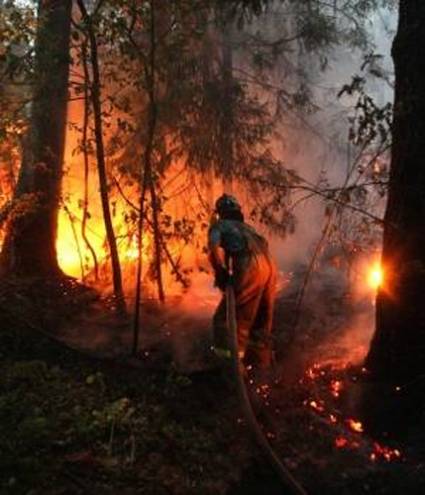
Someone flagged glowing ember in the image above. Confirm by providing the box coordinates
[302,362,402,464]
[368,262,384,290]
[347,418,364,433]
[371,442,401,462]
[305,364,321,380]
[308,400,325,413]
[335,436,348,448]
[330,380,343,398]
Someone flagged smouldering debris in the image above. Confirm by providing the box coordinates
[330,379,343,398]
[347,419,364,433]
[370,443,401,462]
[300,362,403,464]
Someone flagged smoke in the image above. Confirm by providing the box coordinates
[256,2,397,374]
[56,2,398,371]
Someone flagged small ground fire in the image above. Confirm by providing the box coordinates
[303,362,403,465]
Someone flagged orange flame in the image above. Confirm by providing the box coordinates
[56,234,84,275]
[367,262,383,291]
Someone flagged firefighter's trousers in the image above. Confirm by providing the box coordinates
[213,252,277,368]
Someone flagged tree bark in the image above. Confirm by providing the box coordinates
[1,0,72,276]
[365,1,425,381]
[77,0,126,312]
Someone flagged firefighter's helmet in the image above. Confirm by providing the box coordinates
[215,194,241,216]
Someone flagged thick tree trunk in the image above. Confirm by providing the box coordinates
[1,0,72,276]
[365,1,425,381]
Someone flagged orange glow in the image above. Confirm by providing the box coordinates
[309,400,325,413]
[367,262,384,290]
[330,380,342,398]
[372,442,401,462]
[55,92,214,290]
[305,364,321,380]
[124,235,140,262]
[303,363,402,464]
[57,234,83,276]
[335,436,348,448]
[347,418,363,433]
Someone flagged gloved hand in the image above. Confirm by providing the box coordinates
[214,266,229,291]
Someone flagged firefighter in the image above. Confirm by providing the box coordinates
[208,194,277,369]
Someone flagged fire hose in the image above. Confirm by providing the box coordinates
[225,270,308,495]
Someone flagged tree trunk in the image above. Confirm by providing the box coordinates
[77,0,126,313]
[81,40,99,281]
[143,0,164,303]
[132,0,162,354]
[149,179,165,302]
[365,1,425,381]
[1,0,72,276]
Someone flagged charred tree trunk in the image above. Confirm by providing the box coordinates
[77,0,126,313]
[365,1,425,381]
[0,0,72,276]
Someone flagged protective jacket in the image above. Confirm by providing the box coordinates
[208,219,276,368]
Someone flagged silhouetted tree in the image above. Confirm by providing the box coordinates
[1,0,72,276]
[77,0,126,312]
[366,1,425,381]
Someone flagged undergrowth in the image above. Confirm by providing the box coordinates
[0,321,251,495]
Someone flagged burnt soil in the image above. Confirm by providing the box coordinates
[2,274,425,494]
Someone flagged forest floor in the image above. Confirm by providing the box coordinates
[1,273,425,494]
[0,278,255,495]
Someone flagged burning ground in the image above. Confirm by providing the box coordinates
[2,260,425,495]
